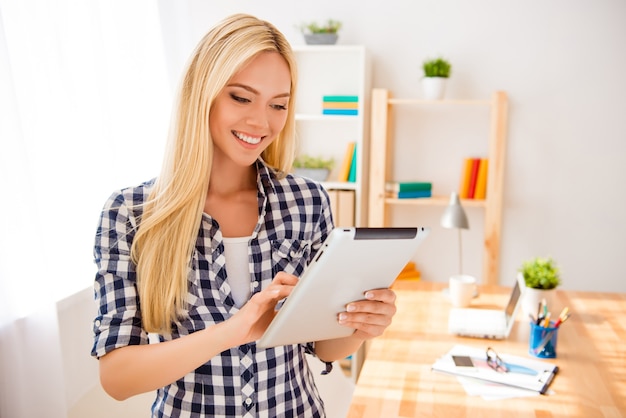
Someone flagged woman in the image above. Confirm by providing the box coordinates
[91,13,397,417]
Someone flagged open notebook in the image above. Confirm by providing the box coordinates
[448,274,525,339]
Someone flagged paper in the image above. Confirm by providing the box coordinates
[431,344,558,395]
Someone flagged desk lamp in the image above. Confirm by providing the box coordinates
[440,192,469,274]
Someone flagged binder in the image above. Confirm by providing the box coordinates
[431,344,558,394]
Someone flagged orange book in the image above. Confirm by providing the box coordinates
[474,158,489,199]
[467,158,481,199]
[322,101,359,109]
[338,142,355,182]
[459,158,473,199]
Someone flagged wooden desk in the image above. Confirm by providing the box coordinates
[347,281,626,417]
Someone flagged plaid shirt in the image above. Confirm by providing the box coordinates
[91,159,334,417]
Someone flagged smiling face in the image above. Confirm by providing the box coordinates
[209,51,291,170]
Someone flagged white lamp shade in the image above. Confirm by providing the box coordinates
[440,192,469,230]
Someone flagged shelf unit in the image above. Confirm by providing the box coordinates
[292,46,371,382]
[368,89,508,286]
[292,45,371,228]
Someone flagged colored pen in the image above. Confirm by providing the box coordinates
[553,307,569,327]
[554,312,570,328]
[543,312,551,328]
[536,302,543,325]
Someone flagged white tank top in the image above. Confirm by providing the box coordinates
[222,236,252,308]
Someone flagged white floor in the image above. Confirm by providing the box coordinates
[69,360,354,418]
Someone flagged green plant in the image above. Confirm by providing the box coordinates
[422,57,452,78]
[299,19,342,34]
[293,155,334,170]
[519,257,561,290]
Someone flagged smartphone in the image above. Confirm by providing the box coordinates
[452,355,475,368]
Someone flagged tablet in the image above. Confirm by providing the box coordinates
[257,226,430,348]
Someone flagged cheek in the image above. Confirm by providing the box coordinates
[269,111,288,134]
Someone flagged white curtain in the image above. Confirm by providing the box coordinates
[0,1,172,416]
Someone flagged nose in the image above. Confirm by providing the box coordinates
[245,103,270,129]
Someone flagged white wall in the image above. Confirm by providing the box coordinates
[162,0,626,292]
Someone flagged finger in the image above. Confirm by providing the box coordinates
[271,271,299,286]
[337,313,390,340]
[338,310,393,328]
[345,298,397,317]
[363,288,397,304]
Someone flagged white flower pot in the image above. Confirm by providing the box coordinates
[519,273,557,318]
[293,168,330,182]
[303,33,338,45]
[421,77,447,100]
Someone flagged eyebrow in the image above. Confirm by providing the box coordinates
[228,83,290,99]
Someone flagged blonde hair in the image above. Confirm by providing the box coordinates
[131,14,298,333]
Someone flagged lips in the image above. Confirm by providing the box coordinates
[233,130,263,145]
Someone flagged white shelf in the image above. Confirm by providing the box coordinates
[292,45,371,228]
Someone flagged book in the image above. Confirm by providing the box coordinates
[323,101,359,109]
[336,190,355,227]
[322,109,358,116]
[347,143,357,182]
[474,158,489,200]
[431,344,558,395]
[467,158,481,199]
[459,157,474,199]
[385,181,432,193]
[326,190,355,227]
[338,142,356,182]
[323,95,359,102]
[387,190,432,199]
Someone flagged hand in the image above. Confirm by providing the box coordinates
[337,288,397,340]
[229,272,298,344]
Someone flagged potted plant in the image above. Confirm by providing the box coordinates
[299,19,342,45]
[518,256,562,317]
[421,57,452,100]
[293,154,334,182]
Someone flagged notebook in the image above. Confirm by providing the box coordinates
[257,226,430,348]
[447,274,525,339]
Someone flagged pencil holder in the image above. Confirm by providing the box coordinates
[529,321,559,358]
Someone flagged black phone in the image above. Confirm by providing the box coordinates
[452,355,474,368]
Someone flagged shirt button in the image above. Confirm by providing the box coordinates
[244,398,252,406]
[94,320,101,327]
[253,282,259,288]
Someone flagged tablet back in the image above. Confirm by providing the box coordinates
[257,227,430,348]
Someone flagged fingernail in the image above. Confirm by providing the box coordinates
[338,313,347,322]
[365,292,374,299]
[347,304,356,312]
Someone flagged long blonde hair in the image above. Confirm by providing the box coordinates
[131,14,298,333]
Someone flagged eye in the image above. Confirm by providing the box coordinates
[271,103,288,111]
[230,93,250,104]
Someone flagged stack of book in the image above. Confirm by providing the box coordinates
[459,157,488,199]
[322,95,359,116]
[385,181,432,198]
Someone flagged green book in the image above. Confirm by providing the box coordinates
[348,144,357,182]
[385,181,432,193]
[323,95,359,103]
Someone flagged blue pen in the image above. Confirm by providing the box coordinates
[503,361,538,376]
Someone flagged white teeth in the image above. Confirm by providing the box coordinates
[234,131,261,145]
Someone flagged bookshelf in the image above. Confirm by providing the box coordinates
[292,45,371,228]
[292,46,371,382]
[368,89,508,286]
